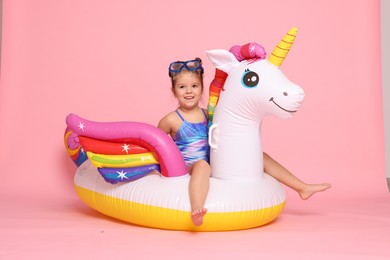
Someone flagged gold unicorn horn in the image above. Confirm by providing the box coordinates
[268,27,298,67]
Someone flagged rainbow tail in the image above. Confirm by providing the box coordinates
[64,114,187,184]
[64,127,88,167]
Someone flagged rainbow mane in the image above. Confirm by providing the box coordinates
[207,69,227,127]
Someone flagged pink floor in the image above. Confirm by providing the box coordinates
[2,188,390,259]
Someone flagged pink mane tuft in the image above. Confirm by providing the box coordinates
[229,42,266,61]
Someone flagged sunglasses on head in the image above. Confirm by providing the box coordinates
[168,59,204,77]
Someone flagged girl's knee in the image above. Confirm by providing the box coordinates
[195,160,209,168]
[192,160,211,176]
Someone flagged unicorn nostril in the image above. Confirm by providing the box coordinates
[283,92,288,96]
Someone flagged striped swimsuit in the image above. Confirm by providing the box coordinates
[173,109,210,168]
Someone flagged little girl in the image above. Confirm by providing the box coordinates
[158,58,331,226]
[158,58,210,226]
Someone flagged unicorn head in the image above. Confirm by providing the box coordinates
[205,28,305,181]
[206,27,305,121]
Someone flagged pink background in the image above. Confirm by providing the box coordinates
[1,0,389,259]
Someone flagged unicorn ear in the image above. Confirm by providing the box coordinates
[205,49,240,74]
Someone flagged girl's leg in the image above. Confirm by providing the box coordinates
[188,160,211,226]
[263,152,331,200]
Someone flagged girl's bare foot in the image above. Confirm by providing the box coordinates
[299,183,331,200]
[191,208,207,226]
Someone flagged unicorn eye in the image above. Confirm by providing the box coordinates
[241,70,259,88]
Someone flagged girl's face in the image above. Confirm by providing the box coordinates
[172,71,203,111]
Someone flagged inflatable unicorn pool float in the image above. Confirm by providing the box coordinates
[64,27,305,231]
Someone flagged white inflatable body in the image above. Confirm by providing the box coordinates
[74,160,285,231]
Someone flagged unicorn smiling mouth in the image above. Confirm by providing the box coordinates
[269,97,297,113]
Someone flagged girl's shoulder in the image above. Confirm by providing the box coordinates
[158,110,182,134]
[201,108,209,119]
[160,110,179,122]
